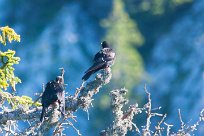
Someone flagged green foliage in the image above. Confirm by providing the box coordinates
[0,26,20,46]
[171,0,193,6]
[0,26,40,109]
[0,90,41,109]
[102,0,144,91]
[0,26,21,91]
[0,50,21,91]
[132,0,193,15]
[151,0,193,15]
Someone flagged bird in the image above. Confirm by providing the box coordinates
[82,41,115,81]
[40,76,65,122]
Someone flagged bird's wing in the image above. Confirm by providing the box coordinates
[42,81,61,106]
[84,61,106,74]
[56,88,64,101]
[52,83,64,99]
[93,51,103,62]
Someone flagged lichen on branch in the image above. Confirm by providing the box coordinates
[100,87,204,136]
[0,68,113,135]
[100,88,144,136]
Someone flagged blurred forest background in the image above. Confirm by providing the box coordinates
[1,0,204,135]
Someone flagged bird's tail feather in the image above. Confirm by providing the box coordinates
[84,62,106,74]
[82,71,94,81]
[82,63,106,81]
[40,108,45,122]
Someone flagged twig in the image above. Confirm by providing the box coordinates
[164,122,173,136]
[73,81,85,99]
[154,114,167,136]
[178,109,185,131]
[178,108,204,135]
[67,121,81,136]
[59,67,65,77]
[33,84,44,105]
[143,84,152,136]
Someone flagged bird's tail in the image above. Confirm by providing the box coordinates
[82,63,106,81]
[40,108,45,122]
[82,70,94,81]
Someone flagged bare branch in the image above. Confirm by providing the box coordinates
[164,122,173,136]
[143,85,152,136]
[73,81,85,99]
[154,114,167,136]
[178,109,185,131]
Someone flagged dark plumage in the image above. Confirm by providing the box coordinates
[82,41,115,81]
[40,76,65,122]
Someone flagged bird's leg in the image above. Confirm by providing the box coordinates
[73,81,85,99]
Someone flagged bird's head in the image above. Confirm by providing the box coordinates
[101,41,109,48]
[56,76,64,84]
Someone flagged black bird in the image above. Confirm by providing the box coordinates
[82,41,115,81]
[40,76,65,122]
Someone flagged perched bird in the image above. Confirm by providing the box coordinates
[82,41,115,81]
[40,76,65,122]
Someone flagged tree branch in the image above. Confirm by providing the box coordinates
[0,68,112,135]
[100,88,144,136]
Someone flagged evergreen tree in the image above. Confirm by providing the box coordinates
[102,0,144,91]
